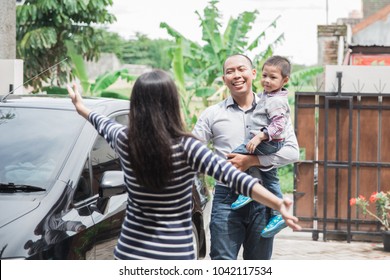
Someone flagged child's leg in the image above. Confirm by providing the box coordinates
[254,140,283,156]
[259,169,287,238]
[231,143,250,155]
[252,141,283,216]
[230,144,252,210]
[261,169,283,199]
[231,194,253,210]
[260,168,282,215]
[230,141,282,211]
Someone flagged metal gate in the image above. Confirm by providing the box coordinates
[294,72,390,242]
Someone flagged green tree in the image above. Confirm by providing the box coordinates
[121,33,174,70]
[289,66,324,91]
[97,29,127,62]
[160,0,284,129]
[97,31,174,70]
[16,0,116,90]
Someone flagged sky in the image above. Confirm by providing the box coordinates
[106,0,362,66]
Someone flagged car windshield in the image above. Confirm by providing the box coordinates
[0,107,84,190]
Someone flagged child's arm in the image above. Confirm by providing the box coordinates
[228,92,297,169]
[265,114,287,140]
[227,124,298,170]
[265,96,290,140]
[246,130,268,153]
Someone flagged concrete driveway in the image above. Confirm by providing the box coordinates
[202,193,390,260]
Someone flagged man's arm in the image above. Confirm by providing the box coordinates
[192,107,213,143]
[259,121,299,168]
[226,153,260,171]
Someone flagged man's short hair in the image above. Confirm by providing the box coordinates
[223,54,254,72]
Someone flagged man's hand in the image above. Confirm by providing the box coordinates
[226,153,260,171]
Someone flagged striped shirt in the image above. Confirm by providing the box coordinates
[89,112,259,260]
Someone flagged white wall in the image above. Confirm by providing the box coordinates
[325,65,390,94]
[0,59,24,96]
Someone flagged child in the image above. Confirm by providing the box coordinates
[231,55,295,238]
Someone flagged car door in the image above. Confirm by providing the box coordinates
[76,112,129,259]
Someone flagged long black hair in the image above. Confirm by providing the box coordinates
[128,70,192,191]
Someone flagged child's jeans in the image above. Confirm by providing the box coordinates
[232,140,284,216]
[232,140,284,156]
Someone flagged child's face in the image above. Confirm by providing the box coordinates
[261,65,289,93]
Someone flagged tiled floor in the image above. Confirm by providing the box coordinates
[273,228,390,260]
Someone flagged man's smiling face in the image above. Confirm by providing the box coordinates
[223,55,257,98]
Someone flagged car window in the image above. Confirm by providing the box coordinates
[0,107,84,189]
[74,113,128,202]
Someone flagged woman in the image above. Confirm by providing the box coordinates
[67,69,301,260]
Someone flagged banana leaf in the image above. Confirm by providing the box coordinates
[195,87,216,98]
[90,69,136,96]
[224,11,258,55]
[65,40,90,95]
[100,91,129,100]
[41,86,68,95]
[289,66,324,88]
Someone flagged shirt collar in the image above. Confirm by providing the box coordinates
[263,87,289,97]
[226,93,258,109]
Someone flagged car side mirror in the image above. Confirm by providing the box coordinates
[99,171,125,198]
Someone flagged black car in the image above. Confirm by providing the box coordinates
[0,94,208,260]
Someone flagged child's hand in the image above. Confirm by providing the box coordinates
[246,135,262,153]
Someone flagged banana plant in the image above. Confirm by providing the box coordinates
[289,66,324,92]
[160,0,284,129]
[64,41,136,99]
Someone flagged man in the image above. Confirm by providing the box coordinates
[192,54,299,260]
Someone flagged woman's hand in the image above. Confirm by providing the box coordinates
[67,84,91,119]
[278,198,302,231]
[250,184,302,232]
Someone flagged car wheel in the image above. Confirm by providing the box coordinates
[192,221,199,260]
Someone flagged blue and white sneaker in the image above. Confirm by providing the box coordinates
[231,195,253,210]
[260,215,287,238]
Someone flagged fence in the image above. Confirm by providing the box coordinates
[294,72,390,242]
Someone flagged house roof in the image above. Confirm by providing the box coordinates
[350,45,390,54]
[352,4,390,34]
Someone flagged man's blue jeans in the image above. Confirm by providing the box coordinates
[209,185,274,260]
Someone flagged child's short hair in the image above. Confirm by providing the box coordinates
[262,55,291,78]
